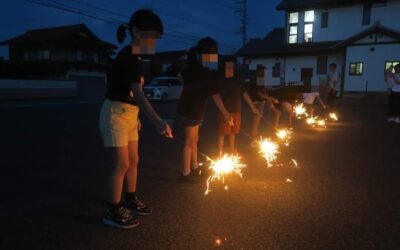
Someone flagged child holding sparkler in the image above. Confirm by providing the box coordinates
[215,56,260,156]
[248,65,280,144]
[99,9,173,229]
[178,38,232,182]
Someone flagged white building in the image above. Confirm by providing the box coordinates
[236,0,400,93]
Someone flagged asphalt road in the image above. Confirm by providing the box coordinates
[0,99,399,250]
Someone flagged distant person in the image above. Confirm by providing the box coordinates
[385,66,396,122]
[390,64,400,123]
[215,56,259,156]
[177,38,231,182]
[99,9,173,229]
[248,65,280,145]
[327,63,340,108]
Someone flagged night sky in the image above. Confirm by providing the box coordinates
[0,0,284,57]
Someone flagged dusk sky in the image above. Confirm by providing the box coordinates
[0,0,284,57]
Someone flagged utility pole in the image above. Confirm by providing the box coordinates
[235,0,248,46]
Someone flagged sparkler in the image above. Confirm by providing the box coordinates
[258,138,280,167]
[306,116,327,128]
[329,112,339,121]
[275,128,292,146]
[205,154,246,195]
[294,103,309,119]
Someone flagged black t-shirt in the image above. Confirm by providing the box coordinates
[216,77,245,113]
[106,46,141,105]
[247,77,266,102]
[178,65,218,120]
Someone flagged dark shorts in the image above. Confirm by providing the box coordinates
[180,115,202,127]
[218,112,241,135]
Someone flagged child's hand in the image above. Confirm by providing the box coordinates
[163,124,174,138]
[137,119,142,131]
[252,107,260,116]
[224,113,234,126]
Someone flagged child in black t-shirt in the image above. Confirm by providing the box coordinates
[215,56,259,155]
[177,39,232,182]
[99,9,173,229]
[248,65,280,144]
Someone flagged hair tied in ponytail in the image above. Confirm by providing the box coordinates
[117,24,128,44]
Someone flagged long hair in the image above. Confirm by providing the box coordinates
[116,9,163,44]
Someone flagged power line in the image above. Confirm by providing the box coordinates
[235,0,248,46]
[24,0,238,50]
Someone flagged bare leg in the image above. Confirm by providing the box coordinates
[107,146,130,203]
[228,134,236,154]
[272,109,282,129]
[183,125,199,175]
[191,125,199,169]
[217,134,225,156]
[125,141,139,193]
[251,115,261,140]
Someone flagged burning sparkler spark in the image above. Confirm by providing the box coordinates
[276,128,292,146]
[259,138,279,167]
[294,103,309,118]
[286,178,293,183]
[329,112,339,121]
[306,116,327,128]
[306,116,317,125]
[317,119,326,127]
[205,154,246,195]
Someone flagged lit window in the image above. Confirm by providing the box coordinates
[386,61,400,73]
[289,25,298,35]
[288,12,299,44]
[289,12,299,24]
[304,24,313,33]
[349,62,363,75]
[304,10,315,22]
[289,24,298,44]
[304,10,315,43]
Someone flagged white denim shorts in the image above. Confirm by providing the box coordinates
[99,99,139,147]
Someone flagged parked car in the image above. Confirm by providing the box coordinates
[144,77,183,101]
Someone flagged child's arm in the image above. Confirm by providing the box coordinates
[257,91,279,103]
[243,92,260,115]
[212,94,234,126]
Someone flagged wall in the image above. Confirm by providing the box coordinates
[247,53,344,87]
[345,42,400,92]
[0,79,77,100]
[286,1,400,44]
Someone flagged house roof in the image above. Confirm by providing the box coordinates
[276,0,392,11]
[333,23,400,48]
[235,28,285,57]
[235,28,341,58]
[0,24,115,50]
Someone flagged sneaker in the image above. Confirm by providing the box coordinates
[125,196,152,216]
[387,117,397,122]
[103,206,140,229]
